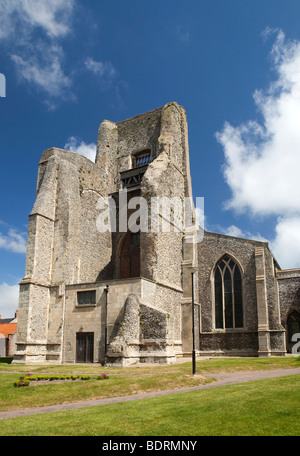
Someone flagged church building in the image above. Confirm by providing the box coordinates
[13,102,300,365]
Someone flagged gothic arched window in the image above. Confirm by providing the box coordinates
[214,255,243,329]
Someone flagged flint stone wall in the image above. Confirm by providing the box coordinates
[277,270,300,330]
[198,231,271,355]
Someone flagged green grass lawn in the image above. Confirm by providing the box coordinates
[1,354,299,374]
[0,371,214,412]
[0,356,298,412]
[0,375,299,436]
[0,357,299,436]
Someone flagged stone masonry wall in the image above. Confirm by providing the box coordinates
[277,271,300,328]
[198,231,264,354]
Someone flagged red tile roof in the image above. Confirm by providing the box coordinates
[0,323,17,338]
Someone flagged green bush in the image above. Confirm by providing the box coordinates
[0,356,13,364]
[97,374,109,380]
[13,373,109,386]
[13,378,30,387]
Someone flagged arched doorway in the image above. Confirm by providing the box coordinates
[119,232,140,279]
[286,310,300,353]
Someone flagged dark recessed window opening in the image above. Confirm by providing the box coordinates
[120,150,151,188]
[133,150,151,168]
[77,290,96,306]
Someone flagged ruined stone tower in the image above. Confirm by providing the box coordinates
[13,102,200,365]
[13,102,299,365]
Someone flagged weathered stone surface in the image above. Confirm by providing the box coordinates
[13,103,299,365]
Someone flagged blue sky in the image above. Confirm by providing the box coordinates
[1,0,300,317]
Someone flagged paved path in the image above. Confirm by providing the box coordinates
[0,367,299,420]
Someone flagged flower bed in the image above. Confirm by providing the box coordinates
[13,373,109,387]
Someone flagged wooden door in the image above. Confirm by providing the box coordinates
[76,333,94,363]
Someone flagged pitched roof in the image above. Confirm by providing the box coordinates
[0,318,14,324]
[0,323,17,338]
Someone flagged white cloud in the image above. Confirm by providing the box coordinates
[0,283,19,319]
[221,225,245,238]
[216,30,300,269]
[212,223,268,243]
[195,206,205,229]
[21,0,75,38]
[64,136,96,162]
[11,45,72,100]
[85,57,117,90]
[0,228,27,254]
[0,1,120,106]
[85,57,116,78]
[270,217,300,269]
[0,0,75,105]
[0,0,75,40]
